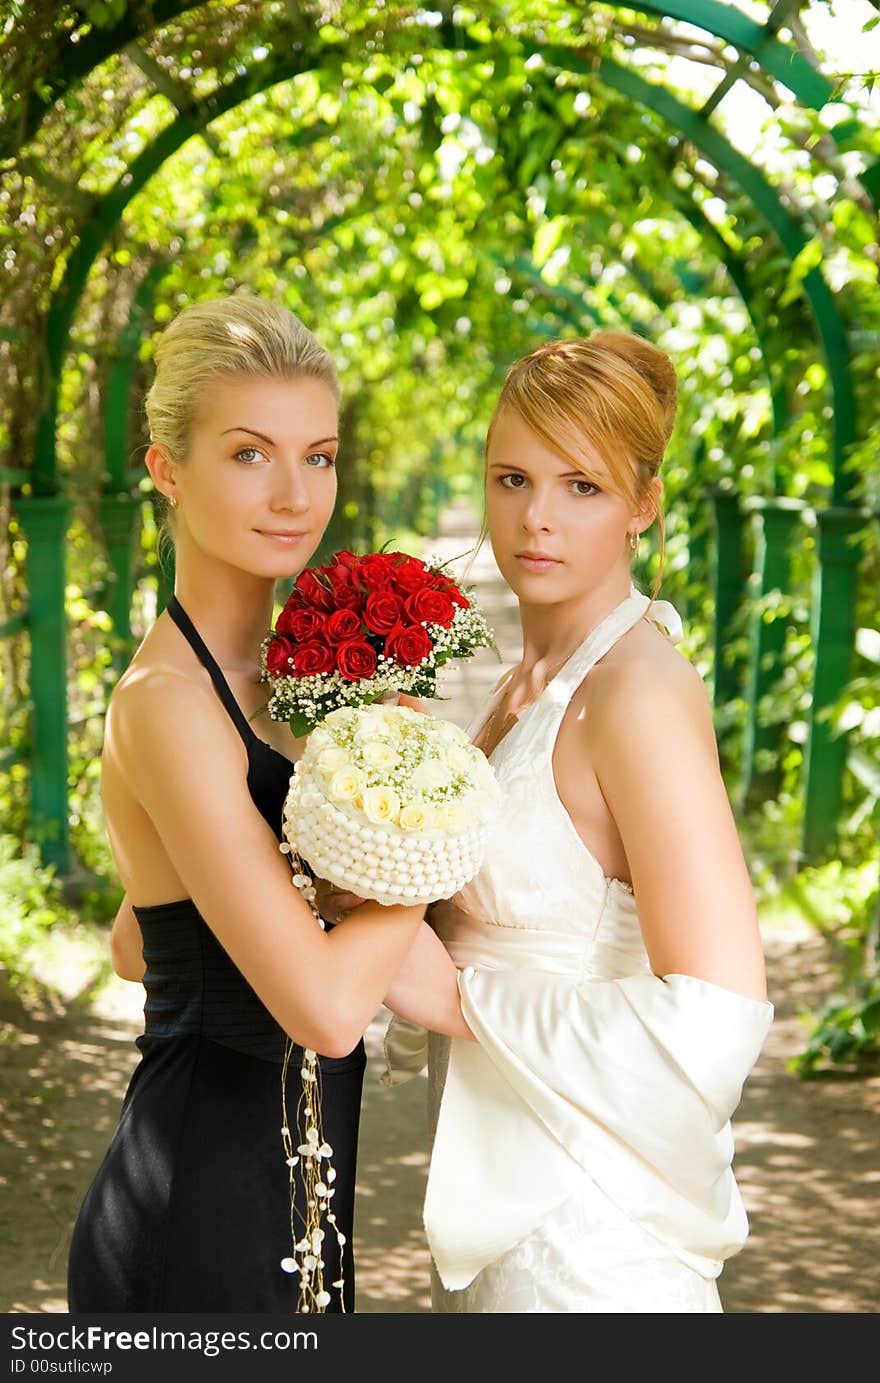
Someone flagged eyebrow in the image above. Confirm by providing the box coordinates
[221,427,339,448]
[487,460,599,481]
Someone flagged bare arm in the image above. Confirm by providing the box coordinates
[108,672,425,1057]
[110,895,145,982]
[591,658,767,1002]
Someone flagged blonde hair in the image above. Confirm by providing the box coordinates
[484,330,677,591]
[145,294,340,459]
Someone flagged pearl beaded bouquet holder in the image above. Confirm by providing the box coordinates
[260,546,500,1312]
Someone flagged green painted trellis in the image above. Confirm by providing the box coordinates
[1,1,876,872]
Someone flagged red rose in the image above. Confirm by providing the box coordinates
[391,556,432,594]
[384,624,433,667]
[275,596,304,635]
[279,606,326,642]
[294,569,334,611]
[331,549,359,571]
[434,576,470,609]
[325,608,364,644]
[330,581,365,612]
[355,554,395,591]
[363,590,405,635]
[336,639,378,681]
[292,641,336,676]
[324,563,354,594]
[265,635,296,676]
[405,587,455,628]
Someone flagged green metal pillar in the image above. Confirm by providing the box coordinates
[802,507,867,859]
[100,263,167,644]
[741,496,807,803]
[686,502,710,594]
[98,493,142,673]
[711,488,747,709]
[18,494,72,870]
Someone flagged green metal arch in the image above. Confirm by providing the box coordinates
[1,1,199,158]
[554,50,857,501]
[103,260,169,493]
[6,0,836,163]
[36,33,860,503]
[620,0,832,107]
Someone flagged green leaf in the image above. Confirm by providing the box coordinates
[288,712,318,739]
[532,216,567,268]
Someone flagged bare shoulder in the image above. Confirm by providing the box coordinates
[584,622,716,761]
[105,647,231,766]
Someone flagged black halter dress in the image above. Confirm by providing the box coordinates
[67,596,366,1312]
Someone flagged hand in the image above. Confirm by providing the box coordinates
[312,874,366,925]
[384,922,474,1040]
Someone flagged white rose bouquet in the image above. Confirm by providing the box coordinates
[283,702,501,907]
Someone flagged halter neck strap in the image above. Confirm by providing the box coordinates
[544,587,683,708]
[166,594,255,746]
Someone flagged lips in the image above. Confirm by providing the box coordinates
[257,529,308,540]
[516,551,559,561]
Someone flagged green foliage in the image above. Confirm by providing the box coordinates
[783,858,880,1076]
[791,987,880,1074]
[0,834,68,994]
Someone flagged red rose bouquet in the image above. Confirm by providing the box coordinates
[262,547,495,736]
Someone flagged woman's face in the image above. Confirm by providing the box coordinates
[485,406,643,608]
[156,372,339,579]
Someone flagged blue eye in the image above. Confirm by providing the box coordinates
[306,452,336,468]
[234,446,265,465]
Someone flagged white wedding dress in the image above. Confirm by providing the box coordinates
[384,588,773,1313]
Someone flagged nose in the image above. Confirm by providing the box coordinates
[269,457,311,513]
[521,487,554,534]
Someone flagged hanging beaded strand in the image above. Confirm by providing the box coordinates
[279,845,347,1313]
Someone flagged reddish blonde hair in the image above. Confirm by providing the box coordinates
[485,331,677,591]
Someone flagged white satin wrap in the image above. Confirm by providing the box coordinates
[423,923,772,1290]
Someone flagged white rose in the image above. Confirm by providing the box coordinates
[398,801,433,832]
[436,800,469,834]
[361,740,399,770]
[411,758,454,793]
[359,708,403,743]
[362,786,402,824]
[431,719,465,747]
[354,710,387,740]
[329,768,364,802]
[444,744,474,775]
[317,745,351,775]
[307,726,333,753]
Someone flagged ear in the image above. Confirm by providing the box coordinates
[629,476,663,537]
[145,443,178,503]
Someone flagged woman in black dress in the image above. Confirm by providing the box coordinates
[67,296,425,1313]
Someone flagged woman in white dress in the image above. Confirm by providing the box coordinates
[377,330,774,1312]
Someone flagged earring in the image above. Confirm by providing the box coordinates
[628,531,640,554]
[170,495,179,510]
